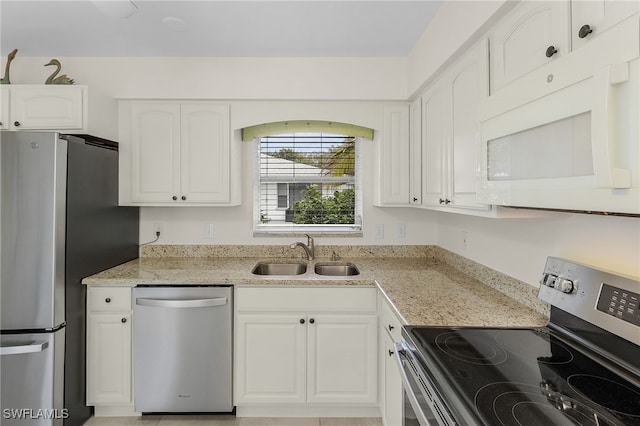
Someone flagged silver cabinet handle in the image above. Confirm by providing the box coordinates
[136,297,227,308]
[393,342,434,426]
[1,341,49,356]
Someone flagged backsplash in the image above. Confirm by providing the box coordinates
[140,244,434,259]
[139,244,548,317]
[432,246,549,317]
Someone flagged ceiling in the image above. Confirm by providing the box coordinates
[0,0,443,58]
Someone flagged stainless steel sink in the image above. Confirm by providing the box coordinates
[252,262,307,275]
[314,263,360,276]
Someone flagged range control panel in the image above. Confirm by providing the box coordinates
[597,284,640,326]
[538,257,640,346]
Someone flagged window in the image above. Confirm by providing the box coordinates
[255,132,362,234]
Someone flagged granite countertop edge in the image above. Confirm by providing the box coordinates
[83,256,548,328]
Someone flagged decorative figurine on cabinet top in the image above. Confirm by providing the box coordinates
[44,59,75,85]
[1,48,18,84]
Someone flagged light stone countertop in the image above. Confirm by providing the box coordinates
[83,255,548,328]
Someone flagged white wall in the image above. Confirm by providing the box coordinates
[139,100,440,246]
[407,0,510,97]
[5,26,639,280]
[6,56,438,246]
[8,56,408,141]
[437,211,640,286]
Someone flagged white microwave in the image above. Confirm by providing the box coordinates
[478,18,639,215]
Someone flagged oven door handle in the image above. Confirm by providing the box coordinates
[393,341,435,426]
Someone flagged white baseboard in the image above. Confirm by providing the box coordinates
[235,405,381,418]
[93,405,140,417]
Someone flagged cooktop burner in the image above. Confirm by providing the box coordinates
[475,382,621,426]
[407,326,640,426]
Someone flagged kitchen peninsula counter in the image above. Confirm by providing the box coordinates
[83,246,548,328]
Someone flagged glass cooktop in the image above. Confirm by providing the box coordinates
[406,326,640,426]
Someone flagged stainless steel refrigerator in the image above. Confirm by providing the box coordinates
[1,131,139,426]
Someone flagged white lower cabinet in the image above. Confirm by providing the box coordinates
[234,287,378,415]
[307,314,378,404]
[379,296,403,426]
[86,287,132,407]
[235,314,307,404]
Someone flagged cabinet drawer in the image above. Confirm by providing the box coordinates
[236,287,377,313]
[379,296,403,342]
[88,287,132,312]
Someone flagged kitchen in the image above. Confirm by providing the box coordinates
[1,1,639,426]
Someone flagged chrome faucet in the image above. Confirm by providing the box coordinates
[290,234,315,260]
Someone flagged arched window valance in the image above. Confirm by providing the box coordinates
[241,120,374,141]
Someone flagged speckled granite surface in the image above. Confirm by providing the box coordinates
[83,245,548,327]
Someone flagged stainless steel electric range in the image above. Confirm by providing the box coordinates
[396,257,640,426]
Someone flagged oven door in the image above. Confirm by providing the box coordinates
[393,342,443,426]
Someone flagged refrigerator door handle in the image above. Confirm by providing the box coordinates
[0,340,49,356]
[136,297,228,308]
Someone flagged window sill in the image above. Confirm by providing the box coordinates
[253,231,363,238]
[254,224,363,238]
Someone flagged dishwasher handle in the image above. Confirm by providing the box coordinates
[136,297,228,309]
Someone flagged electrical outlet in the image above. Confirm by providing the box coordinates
[153,223,163,236]
[397,223,406,239]
[374,224,384,239]
[205,223,215,239]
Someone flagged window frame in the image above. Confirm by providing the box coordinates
[253,135,363,236]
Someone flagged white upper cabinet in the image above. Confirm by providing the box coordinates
[571,0,639,51]
[421,81,449,208]
[119,100,240,206]
[409,98,422,205]
[490,1,570,93]
[1,85,87,131]
[130,102,180,204]
[0,87,8,130]
[420,40,490,212]
[180,104,231,203]
[376,105,411,206]
[449,42,489,209]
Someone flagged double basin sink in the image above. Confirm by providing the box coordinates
[252,261,359,277]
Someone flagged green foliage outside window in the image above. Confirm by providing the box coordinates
[292,185,355,224]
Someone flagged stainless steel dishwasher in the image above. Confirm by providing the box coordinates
[133,286,233,413]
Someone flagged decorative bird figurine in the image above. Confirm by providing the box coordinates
[1,48,18,84]
[44,59,75,85]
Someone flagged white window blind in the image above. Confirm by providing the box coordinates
[255,133,362,233]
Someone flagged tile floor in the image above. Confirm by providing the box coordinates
[83,415,383,426]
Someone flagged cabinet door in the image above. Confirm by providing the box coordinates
[449,41,490,210]
[86,313,132,405]
[380,105,410,205]
[234,314,306,404]
[490,1,570,92]
[421,83,449,207]
[9,86,85,130]
[572,0,639,51]
[383,335,403,426]
[130,103,181,203]
[307,314,377,404]
[180,104,231,203]
[409,99,422,205]
[0,87,8,130]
